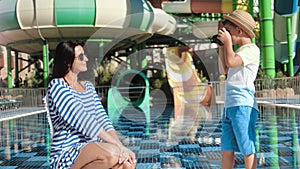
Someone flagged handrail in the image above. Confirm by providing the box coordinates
[0,76,300,110]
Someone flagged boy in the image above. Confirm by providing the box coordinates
[217,10,260,169]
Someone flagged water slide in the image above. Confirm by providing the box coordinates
[159,0,233,14]
[107,70,150,126]
[146,1,228,127]
[0,0,176,55]
[148,0,233,39]
[273,0,299,74]
[0,0,177,88]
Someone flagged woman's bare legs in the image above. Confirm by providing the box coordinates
[71,142,135,169]
[82,160,135,169]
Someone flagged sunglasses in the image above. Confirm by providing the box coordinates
[76,53,87,61]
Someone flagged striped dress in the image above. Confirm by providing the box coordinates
[46,78,114,168]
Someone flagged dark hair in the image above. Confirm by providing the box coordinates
[52,40,84,78]
[222,19,238,28]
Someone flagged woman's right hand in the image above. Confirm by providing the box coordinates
[97,130,136,165]
[118,146,136,165]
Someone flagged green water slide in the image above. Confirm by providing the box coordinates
[0,0,176,55]
[0,0,20,31]
[0,0,177,88]
[274,0,299,76]
[55,0,96,26]
[107,70,150,130]
[129,0,153,31]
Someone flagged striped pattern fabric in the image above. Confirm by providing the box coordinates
[46,78,114,168]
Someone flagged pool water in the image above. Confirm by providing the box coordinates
[0,105,300,168]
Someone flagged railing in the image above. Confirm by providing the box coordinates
[0,86,112,110]
[0,88,47,109]
[210,76,300,105]
[1,76,300,111]
[254,77,300,105]
[210,81,224,98]
[95,85,111,100]
[254,77,300,98]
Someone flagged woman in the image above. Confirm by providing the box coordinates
[46,40,136,169]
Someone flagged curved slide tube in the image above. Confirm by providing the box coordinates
[107,70,150,130]
[160,0,233,14]
[15,0,175,34]
[0,0,176,55]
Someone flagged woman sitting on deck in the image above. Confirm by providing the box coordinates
[45,40,136,169]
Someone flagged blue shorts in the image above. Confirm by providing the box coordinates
[221,106,258,155]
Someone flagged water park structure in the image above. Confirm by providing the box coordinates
[0,0,299,124]
[0,0,299,89]
[1,1,300,168]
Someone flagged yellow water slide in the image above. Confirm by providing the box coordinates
[163,47,213,114]
[163,46,213,140]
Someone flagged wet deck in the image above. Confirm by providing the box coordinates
[0,104,299,168]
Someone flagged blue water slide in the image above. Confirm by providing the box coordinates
[274,0,299,74]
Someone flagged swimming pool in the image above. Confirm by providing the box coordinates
[0,104,299,168]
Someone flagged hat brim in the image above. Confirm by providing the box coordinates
[224,15,256,38]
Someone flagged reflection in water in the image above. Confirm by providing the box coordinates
[1,105,300,168]
[167,104,212,143]
[0,112,49,163]
[292,109,300,168]
[269,109,279,168]
[257,105,300,168]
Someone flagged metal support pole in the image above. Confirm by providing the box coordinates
[286,16,294,76]
[6,47,13,88]
[43,40,49,87]
[248,0,254,16]
[283,62,287,73]
[232,0,237,10]
[14,51,19,87]
[259,0,276,78]
[248,0,256,44]
[141,42,147,69]
[269,112,279,167]
[99,41,104,64]
[131,46,138,70]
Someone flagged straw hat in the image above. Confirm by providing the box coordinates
[224,10,256,38]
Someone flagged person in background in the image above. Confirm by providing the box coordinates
[46,40,136,169]
[217,10,260,169]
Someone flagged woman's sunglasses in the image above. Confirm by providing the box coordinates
[77,53,87,61]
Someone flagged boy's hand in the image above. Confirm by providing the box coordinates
[217,28,231,45]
